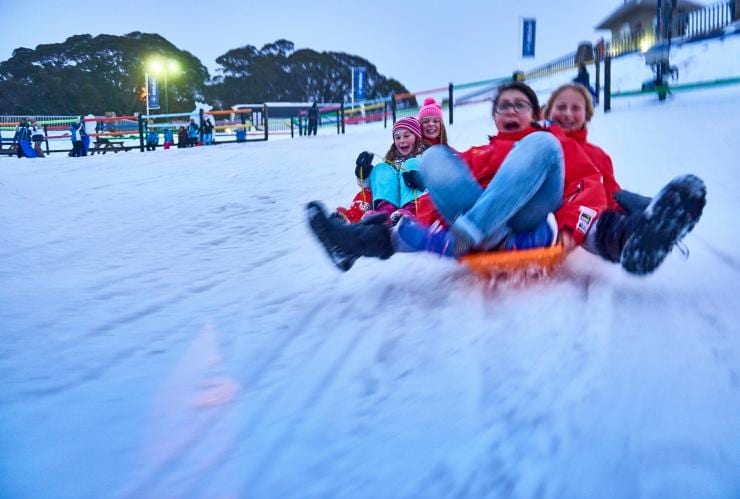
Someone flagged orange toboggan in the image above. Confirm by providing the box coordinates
[459,244,566,276]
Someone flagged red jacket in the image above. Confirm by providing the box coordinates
[418,126,607,245]
[566,128,622,210]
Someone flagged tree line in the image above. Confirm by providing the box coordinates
[0,33,410,115]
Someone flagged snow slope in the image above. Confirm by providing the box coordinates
[2,47,740,499]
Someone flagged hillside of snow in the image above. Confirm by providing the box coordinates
[2,37,740,499]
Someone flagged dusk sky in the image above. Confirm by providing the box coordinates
[1,0,715,93]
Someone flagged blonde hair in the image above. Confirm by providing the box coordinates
[543,83,595,124]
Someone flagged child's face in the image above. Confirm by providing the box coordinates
[393,129,417,156]
[547,88,587,131]
[493,90,534,132]
[421,116,442,140]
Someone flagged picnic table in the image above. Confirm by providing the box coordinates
[91,138,127,155]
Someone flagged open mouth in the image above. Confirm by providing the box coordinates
[503,122,521,131]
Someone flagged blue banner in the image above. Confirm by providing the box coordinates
[522,18,536,58]
[147,75,160,110]
[353,67,367,101]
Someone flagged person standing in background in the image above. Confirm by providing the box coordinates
[30,119,45,157]
[307,102,319,136]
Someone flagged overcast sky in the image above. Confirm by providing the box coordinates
[1,0,715,93]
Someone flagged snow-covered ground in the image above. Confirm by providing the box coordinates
[2,38,740,499]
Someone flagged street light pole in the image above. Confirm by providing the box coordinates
[164,68,169,115]
[145,72,150,117]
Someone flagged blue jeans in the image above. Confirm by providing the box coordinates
[369,157,422,208]
[420,133,564,250]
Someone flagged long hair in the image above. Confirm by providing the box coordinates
[422,121,448,147]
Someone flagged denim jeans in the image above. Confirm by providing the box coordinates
[419,132,564,250]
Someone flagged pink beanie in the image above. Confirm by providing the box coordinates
[418,97,443,121]
[392,117,422,141]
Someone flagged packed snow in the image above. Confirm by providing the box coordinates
[1,36,740,499]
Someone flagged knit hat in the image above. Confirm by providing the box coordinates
[418,97,443,121]
[392,117,422,141]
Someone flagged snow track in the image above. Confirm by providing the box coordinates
[2,80,740,498]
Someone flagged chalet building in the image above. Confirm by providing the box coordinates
[596,0,703,41]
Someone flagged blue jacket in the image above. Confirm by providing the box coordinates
[187,122,199,138]
[14,123,31,142]
[69,123,80,142]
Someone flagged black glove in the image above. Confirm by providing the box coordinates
[402,170,425,190]
[354,151,374,179]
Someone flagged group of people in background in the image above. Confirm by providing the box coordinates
[307,81,706,277]
[10,118,46,158]
[151,116,215,150]
[10,114,220,157]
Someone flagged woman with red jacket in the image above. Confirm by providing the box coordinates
[543,83,706,274]
[307,82,607,270]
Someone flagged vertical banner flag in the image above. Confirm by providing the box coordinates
[353,67,367,101]
[522,18,536,58]
[148,75,160,110]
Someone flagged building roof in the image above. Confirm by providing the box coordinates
[596,0,703,30]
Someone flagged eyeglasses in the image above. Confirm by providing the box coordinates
[494,100,532,114]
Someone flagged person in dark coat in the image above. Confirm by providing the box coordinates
[307,102,319,136]
[573,63,597,101]
[177,126,188,148]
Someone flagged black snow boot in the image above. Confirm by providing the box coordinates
[306,201,394,272]
[620,174,706,275]
[594,209,639,264]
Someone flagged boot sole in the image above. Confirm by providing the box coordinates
[306,202,357,272]
[621,175,706,275]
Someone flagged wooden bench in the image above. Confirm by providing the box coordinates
[91,138,127,155]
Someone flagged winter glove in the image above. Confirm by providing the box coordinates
[354,151,374,179]
[402,170,425,191]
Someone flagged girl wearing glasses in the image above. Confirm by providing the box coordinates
[543,83,705,274]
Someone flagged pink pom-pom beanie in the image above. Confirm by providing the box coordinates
[417,97,443,121]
